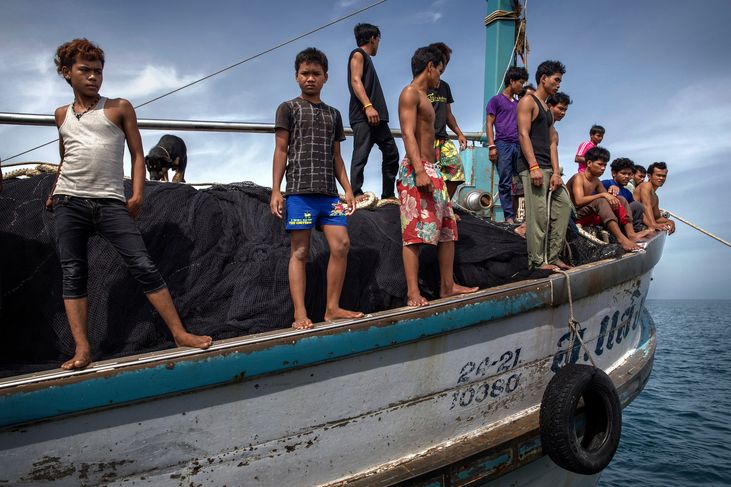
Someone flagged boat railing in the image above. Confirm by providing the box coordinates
[0,112,483,167]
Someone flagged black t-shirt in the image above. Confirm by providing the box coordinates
[516,94,554,173]
[347,47,389,125]
[428,80,454,139]
[274,97,345,196]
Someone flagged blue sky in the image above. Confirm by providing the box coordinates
[1,0,729,299]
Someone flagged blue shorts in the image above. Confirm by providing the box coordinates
[285,194,347,231]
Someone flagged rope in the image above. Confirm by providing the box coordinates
[576,224,609,246]
[495,15,524,96]
[2,165,58,179]
[543,188,552,265]
[664,209,731,248]
[557,269,597,368]
[521,0,530,70]
[484,9,516,26]
[1,0,388,163]
[492,0,528,96]
[1,161,59,169]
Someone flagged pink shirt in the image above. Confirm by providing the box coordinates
[575,140,595,173]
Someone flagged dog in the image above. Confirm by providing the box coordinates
[145,135,187,183]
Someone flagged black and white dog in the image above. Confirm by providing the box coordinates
[145,134,187,182]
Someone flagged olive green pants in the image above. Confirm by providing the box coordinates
[520,169,572,268]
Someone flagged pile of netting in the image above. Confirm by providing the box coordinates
[0,173,619,377]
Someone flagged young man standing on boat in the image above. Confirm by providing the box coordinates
[397,46,478,307]
[426,42,467,201]
[547,91,571,171]
[486,66,529,224]
[49,39,212,370]
[270,48,363,329]
[511,91,572,239]
[347,23,400,203]
[566,147,649,252]
[516,60,572,271]
[633,162,675,234]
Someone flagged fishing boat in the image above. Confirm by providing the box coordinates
[0,1,663,485]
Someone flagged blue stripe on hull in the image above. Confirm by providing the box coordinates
[1,292,544,428]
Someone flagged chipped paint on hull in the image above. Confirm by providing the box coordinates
[0,234,665,486]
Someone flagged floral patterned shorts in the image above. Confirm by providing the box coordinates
[434,138,465,183]
[397,158,458,246]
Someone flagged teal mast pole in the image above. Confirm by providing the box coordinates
[483,0,517,141]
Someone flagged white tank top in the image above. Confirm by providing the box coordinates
[54,97,126,201]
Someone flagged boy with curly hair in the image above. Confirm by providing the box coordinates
[50,39,212,369]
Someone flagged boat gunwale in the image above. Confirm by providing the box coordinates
[0,231,665,393]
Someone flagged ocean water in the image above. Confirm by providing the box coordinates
[599,300,731,486]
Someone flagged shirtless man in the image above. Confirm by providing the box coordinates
[50,39,211,369]
[397,46,478,307]
[567,147,651,251]
[634,161,675,234]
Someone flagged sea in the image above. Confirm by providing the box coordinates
[598,300,731,486]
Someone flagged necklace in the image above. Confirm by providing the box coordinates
[72,95,100,120]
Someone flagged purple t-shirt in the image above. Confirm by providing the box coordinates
[486,93,519,143]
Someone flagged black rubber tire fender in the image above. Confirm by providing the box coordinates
[539,363,622,475]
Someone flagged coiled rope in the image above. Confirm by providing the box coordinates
[484,9,516,26]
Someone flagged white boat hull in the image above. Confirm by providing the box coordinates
[0,234,663,486]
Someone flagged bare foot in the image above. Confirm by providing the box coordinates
[514,223,526,238]
[174,332,213,349]
[61,350,91,370]
[292,318,314,330]
[407,294,429,307]
[538,263,561,272]
[552,259,571,270]
[441,283,479,298]
[629,228,655,241]
[620,240,642,252]
[325,307,364,321]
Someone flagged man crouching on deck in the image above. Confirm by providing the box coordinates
[50,39,211,370]
[270,48,363,329]
[397,46,478,307]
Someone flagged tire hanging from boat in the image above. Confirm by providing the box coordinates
[539,363,622,475]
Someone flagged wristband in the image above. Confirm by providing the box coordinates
[363,103,373,111]
[530,165,541,172]
[488,144,496,149]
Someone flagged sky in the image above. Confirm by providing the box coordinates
[1,0,730,299]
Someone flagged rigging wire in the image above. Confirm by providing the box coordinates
[0,0,387,163]
[482,0,528,138]
[494,0,527,96]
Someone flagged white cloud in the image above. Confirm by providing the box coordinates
[177,133,273,186]
[105,65,204,101]
[413,11,443,24]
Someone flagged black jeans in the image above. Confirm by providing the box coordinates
[52,195,166,298]
[350,121,400,199]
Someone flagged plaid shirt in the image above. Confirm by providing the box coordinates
[275,97,345,196]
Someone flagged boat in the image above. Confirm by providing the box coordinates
[0,1,663,485]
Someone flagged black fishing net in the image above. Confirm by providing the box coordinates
[0,174,616,377]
